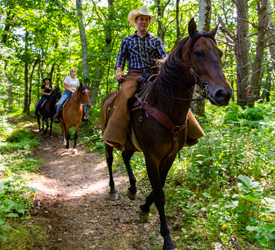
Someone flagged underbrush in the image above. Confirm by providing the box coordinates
[0,114,41,244]
[125,101,275,249]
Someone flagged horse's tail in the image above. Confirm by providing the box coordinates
[100,90,118,134]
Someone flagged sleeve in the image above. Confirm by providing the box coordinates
[41,84,45,89]
[115,38,128,70]
[64,76,69,84]
[77,78,80,87]
[157,38,168,59]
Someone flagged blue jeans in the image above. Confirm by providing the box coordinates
[57,91,72,112]
[56,91,86,113]
[34,95,49,114]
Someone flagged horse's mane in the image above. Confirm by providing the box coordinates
[147,32,216,108]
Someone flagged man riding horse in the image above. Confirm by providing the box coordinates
[102,6,204,150]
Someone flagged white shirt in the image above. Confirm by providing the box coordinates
[64,76,79,91]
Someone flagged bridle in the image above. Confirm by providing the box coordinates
[71,86,90,105]
[172,33,217,102]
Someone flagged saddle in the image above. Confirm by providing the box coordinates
[35,99,48,110]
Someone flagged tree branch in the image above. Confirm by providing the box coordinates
[218,15,236,43]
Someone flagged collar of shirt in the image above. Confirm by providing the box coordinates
[132,31,151,39]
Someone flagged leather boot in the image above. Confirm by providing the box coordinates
[82,111,88,122]
[52,112,60,123]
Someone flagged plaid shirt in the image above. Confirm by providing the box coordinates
[115,31,168,70]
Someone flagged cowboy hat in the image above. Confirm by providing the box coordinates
[43,77,51,83]
[128,6,156,26]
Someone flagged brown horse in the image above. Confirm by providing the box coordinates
[60,83,91,154]
[100,19,232,250]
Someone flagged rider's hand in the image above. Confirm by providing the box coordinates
[154,57,167,66]
[116,72,125,82]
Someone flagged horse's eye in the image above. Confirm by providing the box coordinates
[194,51,204,58]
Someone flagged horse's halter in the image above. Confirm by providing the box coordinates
[187,33,218,101]
[71,87,90,105]
[187,53,209,99]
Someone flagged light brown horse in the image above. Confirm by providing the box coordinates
[60,83,91,154]
[101,19,232,250]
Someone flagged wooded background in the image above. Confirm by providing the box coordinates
[0,0,274,115]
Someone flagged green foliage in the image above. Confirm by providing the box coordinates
[0,116,41,173]
[0,172,36,242]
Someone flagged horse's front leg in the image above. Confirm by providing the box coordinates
[122,150,137,200]
[105,144,117,200]
[72,123,81,154]
[65,123,70,149]
[49,119,53,137]
[44,117,49,135]
[60,121,67,147]
[145,156,177,250]
[37,115,41,132]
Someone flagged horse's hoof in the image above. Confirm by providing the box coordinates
[163,235,177,250]
[127,189,136,200]
[73,149,77,155]
[139,207,149,222]
[109,192,118,201]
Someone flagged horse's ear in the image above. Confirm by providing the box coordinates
[188,18,197,38]
[208,24,218,38]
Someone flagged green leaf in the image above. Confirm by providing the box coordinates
[238,175,263,192]
[242,194,261,202]
[264,223,275,232]
[0,218,5,225]
[258,236,269,247]
[3,200,16,210]
[246,225,258,232]
[6,213,19,218]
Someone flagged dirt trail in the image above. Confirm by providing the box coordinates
[29,128,162,250]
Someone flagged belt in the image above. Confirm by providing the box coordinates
[128,68,158,74]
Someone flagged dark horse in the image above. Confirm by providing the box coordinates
[36,87,62,136]
[100,19,232,250]
[60,83,91,154]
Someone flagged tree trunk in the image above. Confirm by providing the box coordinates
[156,0,165,42]
[266,0,275,71]
[23,30,29,114]
[28,58,40,111]
[1,10,13,44]
[235,0,250,106]
[191,0,211,116]
[76,0,90,85]
[176,0,180,43]
[49,63,55,80]
[91,0,114,103]
[261,67,271,102]
[247,0,268,106]
[4,61,18,110]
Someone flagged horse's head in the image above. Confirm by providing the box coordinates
[76,82,92,107]
[52,87,62,99]
[187,18,232,106]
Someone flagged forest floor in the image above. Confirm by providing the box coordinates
[28,124,164,250]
